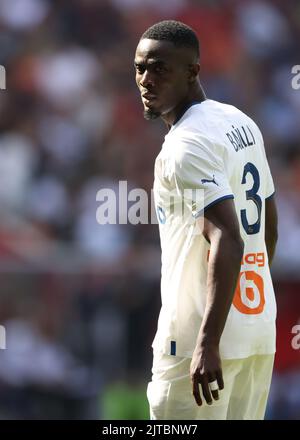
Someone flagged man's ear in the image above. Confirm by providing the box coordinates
[188,63,200,83]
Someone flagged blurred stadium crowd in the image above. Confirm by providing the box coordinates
[0,0,299,419]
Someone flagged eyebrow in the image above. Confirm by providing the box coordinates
[134,59,166,67]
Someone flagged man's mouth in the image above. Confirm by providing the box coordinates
[141,92,157,103]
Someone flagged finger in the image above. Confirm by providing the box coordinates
[216,370,224,390]
[191,377,202,406]
[201,376,213,405]
[207,373,219,401]
[210,389,219,401]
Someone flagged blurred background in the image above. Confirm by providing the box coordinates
[0,0,299,420]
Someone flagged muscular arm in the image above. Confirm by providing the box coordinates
[190,198,244,406]
[265,196,278,266]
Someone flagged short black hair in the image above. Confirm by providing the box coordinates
[140,20,199,59]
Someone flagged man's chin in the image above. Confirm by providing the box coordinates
[143,108,161,120]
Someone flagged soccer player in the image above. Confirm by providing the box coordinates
[134,20,278,420]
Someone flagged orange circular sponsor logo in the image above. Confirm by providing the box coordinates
[233,270,265,314]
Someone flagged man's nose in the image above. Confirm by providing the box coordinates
[140,70,154,88]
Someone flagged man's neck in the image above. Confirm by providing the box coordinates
[162,83,206,128]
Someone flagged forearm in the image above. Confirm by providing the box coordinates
[190,199,243,405]
[195,232,244,349]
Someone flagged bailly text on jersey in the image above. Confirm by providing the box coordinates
[226,124,256,152]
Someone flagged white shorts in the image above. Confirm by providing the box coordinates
[147,351,274,420]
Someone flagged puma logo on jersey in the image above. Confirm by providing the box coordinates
[201,175,219,186]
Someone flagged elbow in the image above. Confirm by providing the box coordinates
[216,228,244,264]
[227,232,244,265]
[234,235,244,263]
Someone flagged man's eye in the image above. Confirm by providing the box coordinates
[154,66,164,74]
[135,66,144,74]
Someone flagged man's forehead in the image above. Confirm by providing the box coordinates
[135,38,177,62]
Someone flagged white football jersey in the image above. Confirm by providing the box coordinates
[152,99,276,359]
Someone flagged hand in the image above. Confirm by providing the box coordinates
[190,344,224,406]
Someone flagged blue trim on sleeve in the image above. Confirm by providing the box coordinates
[265,191,275,200]
[205,194,234,211]
[194,194,234,218]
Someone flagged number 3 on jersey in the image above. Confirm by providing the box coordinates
[241,162,262,235]
[234,163,265,314]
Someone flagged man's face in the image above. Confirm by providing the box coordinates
[134,39,191,120]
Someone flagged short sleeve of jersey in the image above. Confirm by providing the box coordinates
[173,136,234,217]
